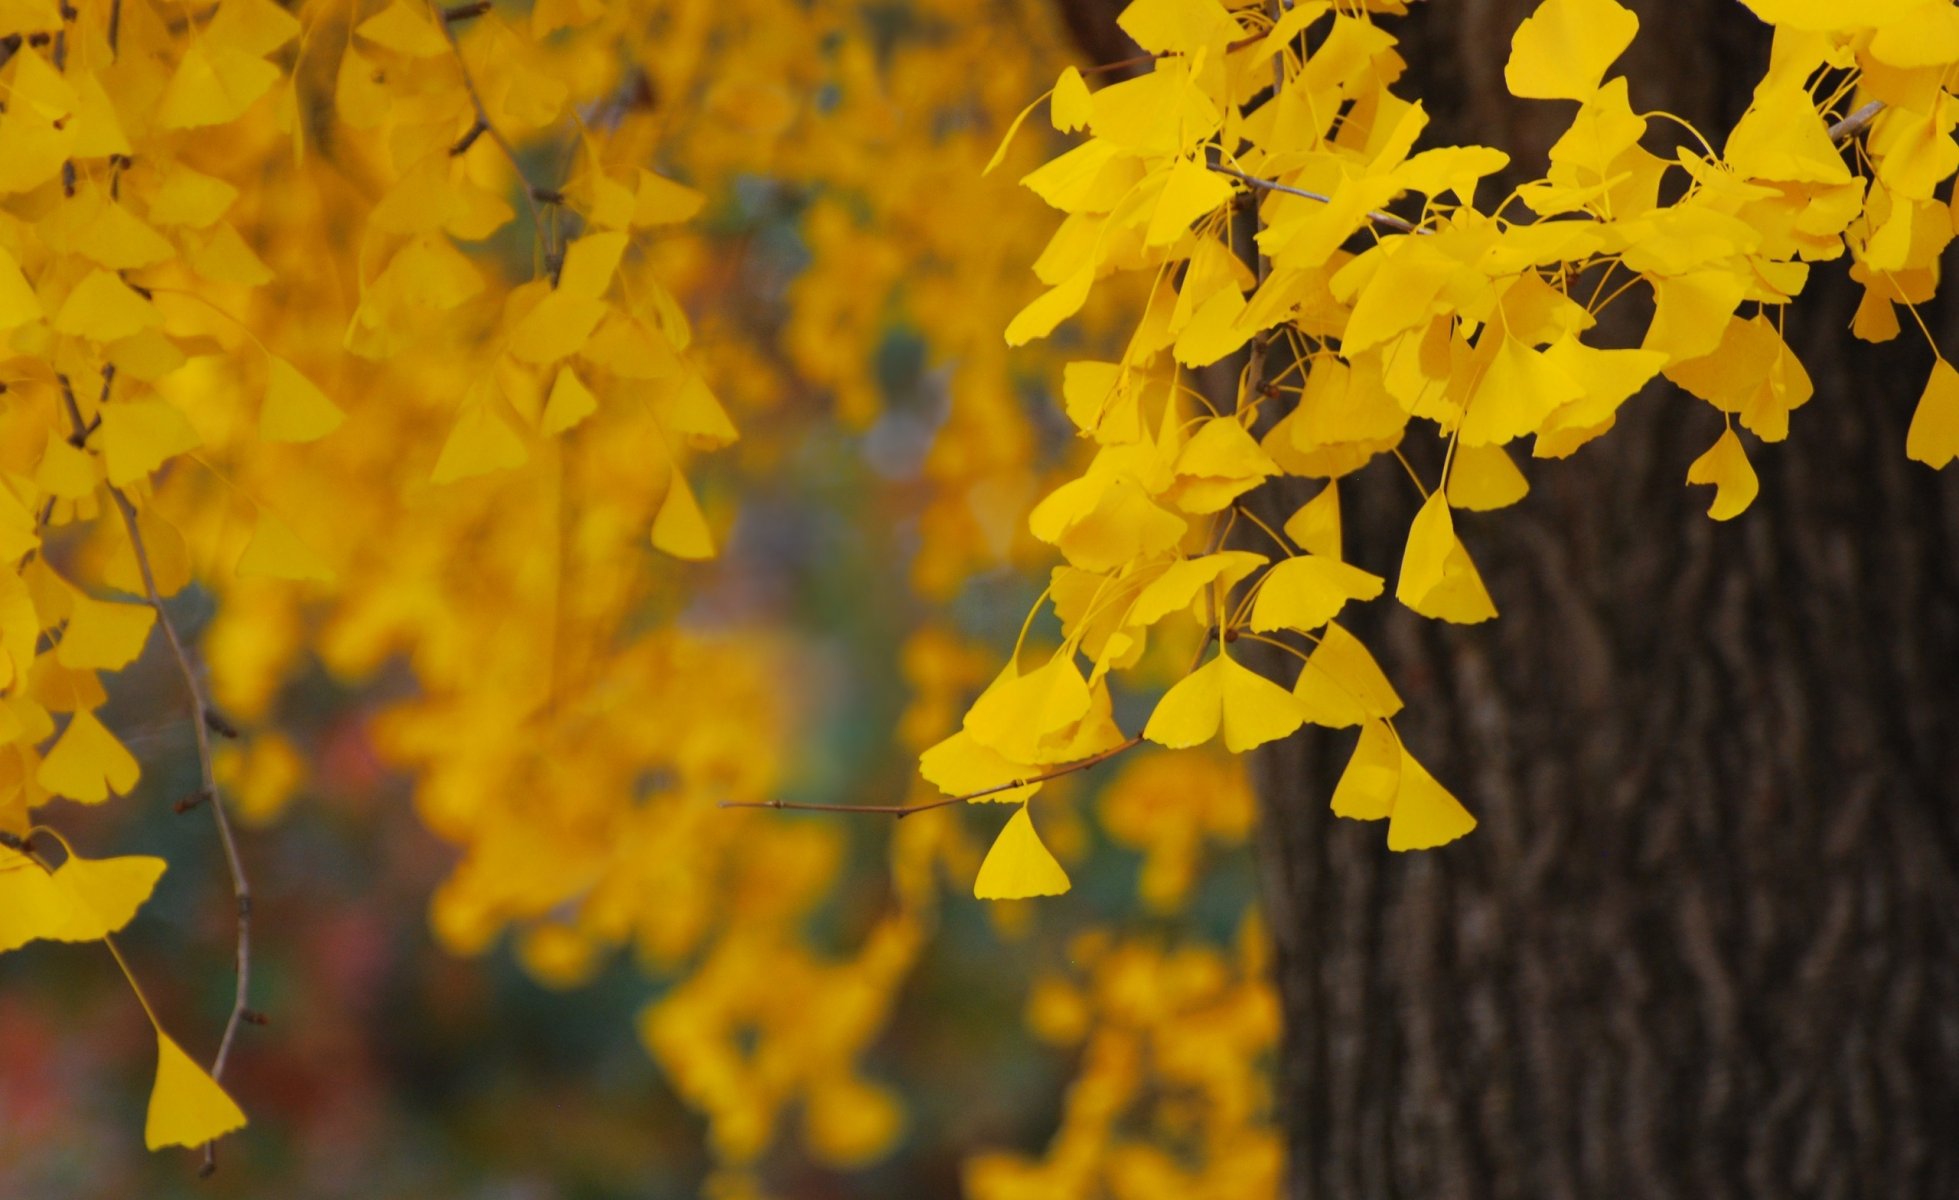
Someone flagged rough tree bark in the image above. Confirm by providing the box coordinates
[1049,2,1959,1195]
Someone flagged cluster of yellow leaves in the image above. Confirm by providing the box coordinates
[950,0,1959,897]
[966,926,1281,1200]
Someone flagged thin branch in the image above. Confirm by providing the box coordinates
[61,376,253,1177]
[1082,31,1264,78]
[719,736,1145,819]
[1210,164,1427,235]
[430,2,560,280]
[1829,99,1883,143]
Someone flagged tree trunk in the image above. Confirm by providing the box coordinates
[1243,5,1959,1197]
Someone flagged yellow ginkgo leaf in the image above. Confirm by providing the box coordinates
[183,222,274,287]
[919,728,1040,804]
[97,401,203,487]
[1144,651,1310,753]
[633,170,706,226]
[651,469,715,561]
[52,853,168,941]
[1906,358,1959,469]
[1386,744,1477,850]
[36,709,140,804]
[430,404,528,484]
[0,246,42,330]
[36,431,97,500]
[1396,493,1498,623]
[1284,483,1341,559]
[558,232,630,299]
[261,358,344,443]
[237,510,334,583]
[1248,555,1384,633]
[1299,622,1402,721]
[973,805,1070,900]
[204,0,302,56]
[1504,0,1640,101]
[57,593,155,671]
[1445,442,1531,511]
[964,653,1092,761]
[1051,66,1091,133]
[542,367,599,435]
[508,290,609,364]
[146,164,240,228]
[1330,719,1401,820]
[1685,427,1759,521]
[145,1032,247,1151]
[0,854,69,953]
[1005,265,1093,347]
[354,0,450,56]
[52,271,163,344]
[158,43,280,129]
[1146,157,1234,247]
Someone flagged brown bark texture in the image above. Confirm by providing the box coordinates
[1055,1,1959,1195]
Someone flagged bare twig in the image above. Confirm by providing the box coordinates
[1210,164,1427,235]
[430,1,561,280]
[1829,99,1883,143]
[720,735,1145,818]
[60,376,253,1176]
[1082,31,1264,78]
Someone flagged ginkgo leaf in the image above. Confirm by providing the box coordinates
[97,402,203,487]
[145,1032,247,1151]
[633,170,706,226]
[237,510,334,583]
[965,653,1092,760]
[542,367,600,435]
[1685,427,1759,520]
[204,0,302,56]
[51,853,168,941]
[509,290,610,363]
[431,405,528,484]
[1144,651,1310,753]
[1146,157,1234,246]
[354,0,450,57]
[1906,358,1959,469]
[183,222,274,287]
[146,165,240,228]
[1285,484,1342,559]
[0,246,41,330]
[1396,493,1497,623]
[1386,744,1477,850]
[0,855,69,953]
[261,358,345,443]
[53,271,163,344]
[651,470,715,560]
[158,43,280,129]
[57,594,156,671]
[1504,0,1640,101]
[36,709,140,805]
[1005,266,1093,346]
[558,232,630,298]
[919,729,1040,804]
[1330,719,1400,820]
[1248,555,1384,633]
[36,431,97,500]
[973,805,1070,900]
[1445,443,1531,510]
[1051,66,1091,132]
[1126,551,1267,628]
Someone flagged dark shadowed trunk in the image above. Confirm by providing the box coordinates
[1052,1,1959,1195]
